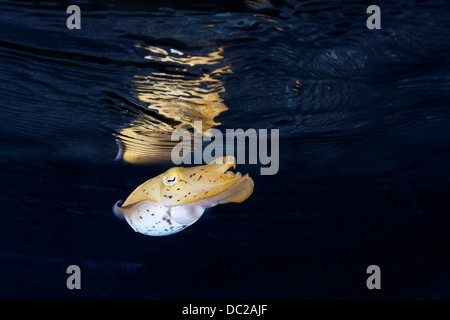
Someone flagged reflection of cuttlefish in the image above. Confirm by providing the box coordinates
[113,156,254,236]
[115,46,231,164]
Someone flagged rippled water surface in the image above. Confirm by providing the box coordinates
[1,0,450,299]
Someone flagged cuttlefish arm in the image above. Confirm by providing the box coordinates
[113,156,254,236]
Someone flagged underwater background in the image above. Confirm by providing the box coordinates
[0,0,449,299]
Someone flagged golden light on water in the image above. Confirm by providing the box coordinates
[115,46,232,164]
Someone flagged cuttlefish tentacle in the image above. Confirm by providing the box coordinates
[113,156,254,236]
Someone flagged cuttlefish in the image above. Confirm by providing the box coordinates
[113,156,254,236]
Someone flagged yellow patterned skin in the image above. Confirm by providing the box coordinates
[113,156,254,236]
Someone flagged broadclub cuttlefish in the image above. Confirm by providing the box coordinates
[113,156,254,236]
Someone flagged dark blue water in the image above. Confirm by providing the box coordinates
[0,0,449,299]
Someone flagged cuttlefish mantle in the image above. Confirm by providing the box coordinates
[113,156,254,236]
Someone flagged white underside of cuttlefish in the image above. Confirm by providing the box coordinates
[113,156,254,236]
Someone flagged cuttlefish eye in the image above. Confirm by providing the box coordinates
[163,175,178,186]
